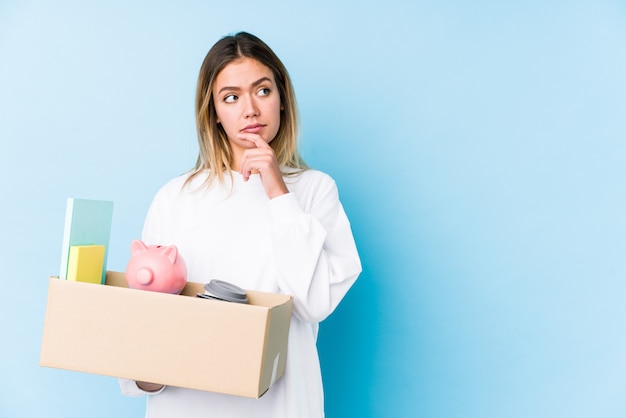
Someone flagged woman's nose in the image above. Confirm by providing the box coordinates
[243,95,259,118]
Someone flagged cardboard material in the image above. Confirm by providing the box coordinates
[40,271,292,398]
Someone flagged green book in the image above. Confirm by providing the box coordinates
[59,198,114,283]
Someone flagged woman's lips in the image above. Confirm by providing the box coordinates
[241,124,265,134]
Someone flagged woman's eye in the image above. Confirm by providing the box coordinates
[258,88,271,97]
[224,94,238,103]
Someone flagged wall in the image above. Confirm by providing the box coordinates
[1,1,625,417]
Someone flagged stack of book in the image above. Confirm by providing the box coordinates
[59,198,114,284]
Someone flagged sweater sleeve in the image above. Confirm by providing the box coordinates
[268,177,361,323]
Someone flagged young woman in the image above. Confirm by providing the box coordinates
[120,32,361,418]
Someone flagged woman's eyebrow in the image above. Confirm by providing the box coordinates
[218,77,272,95]
[251,76,272,88]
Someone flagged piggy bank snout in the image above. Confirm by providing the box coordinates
[135,267,154,285]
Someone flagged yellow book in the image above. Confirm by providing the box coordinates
[66,245,105,284]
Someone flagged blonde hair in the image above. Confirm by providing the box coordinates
[187,32,308,188]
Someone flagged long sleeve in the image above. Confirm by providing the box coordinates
[269,176,361,323]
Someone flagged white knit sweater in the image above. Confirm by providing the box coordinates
[120,169,361,418]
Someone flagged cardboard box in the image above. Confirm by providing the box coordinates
[40,271,292,398]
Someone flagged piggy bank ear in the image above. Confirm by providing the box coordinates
[130,239,148,255]
[162,245,179,264]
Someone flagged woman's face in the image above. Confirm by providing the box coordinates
[212,57,282,159]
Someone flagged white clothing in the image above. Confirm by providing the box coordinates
[120,169,361,418]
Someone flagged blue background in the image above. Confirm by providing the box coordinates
[1,1,625,417]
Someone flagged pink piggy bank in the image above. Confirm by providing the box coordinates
[125,240,188,294]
